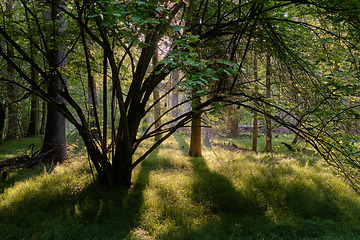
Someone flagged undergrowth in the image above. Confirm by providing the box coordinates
[0,133,359,239]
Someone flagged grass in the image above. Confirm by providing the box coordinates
[0,133,360,239]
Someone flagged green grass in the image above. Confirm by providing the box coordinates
[0,134,360,239]
[0,137,43,160]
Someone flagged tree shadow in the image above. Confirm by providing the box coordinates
[189,157,266,217]
[0,164,50,194]
[0,147,157,239]
[173,132,189,155]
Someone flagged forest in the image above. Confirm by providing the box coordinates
[0,0,360,239]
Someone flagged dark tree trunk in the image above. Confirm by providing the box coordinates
[252,53,258,152]
[113,143,133,187]
[5,0,18,141]
[265,53,272,152]
[0,102,5,144]
[27,15,40,137]
[87,77,99,139]
[171,70,179,118]
[40,1,67,163]
[152,45,161,142]
[40,100,46,135]
[102,52,108,152]
[28,95,40,137]
[27,63,40,137]
[84,39,100,140]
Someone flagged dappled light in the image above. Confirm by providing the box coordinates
[1,135,360,239]
[1,0,360,239]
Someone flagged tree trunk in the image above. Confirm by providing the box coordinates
[113,142,133,187]
[171,70,179,119]
[28,92,40,137]
[252,52,258,152]
[153,45,161,142]
[40,1,68,163]
[27,60,40,137]
[188,89,202,157]
[40,100,46,135]
[0,102,5,144]
[265,53,272,152]
[102,51,108,152]
[27,13,41,137]
[5,0,18,141]
[84,39,100,140]
[226,105,239,138]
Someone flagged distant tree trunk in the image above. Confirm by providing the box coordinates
[153,45,161,142]
[188,89,202,157]
[40,1,67,163]
[252,53,258,152]
[27,45,41,137]
[171,70,179,119]
[5,0,18,140]
[226,105,239,138]
[28,88,41,137]
[291,85,301,145]
[83,38,100,140]
[265,53,272,152]
[0,102,5,144]
[102,51,108,152]
[40,100,46,135]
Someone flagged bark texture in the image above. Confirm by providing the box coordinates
[40,1,68,163]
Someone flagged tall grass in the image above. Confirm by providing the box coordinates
[0,134,360,239]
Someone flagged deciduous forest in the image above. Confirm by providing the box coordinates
[0,0,360,239]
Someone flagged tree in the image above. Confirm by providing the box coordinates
[27,36,41,137]
[0,0,359,189]
[4,0,18,140]
[39,0,68,163]
[0,101,4,144]
[152,43,162,142]
[188,88,202,157]
[265,53,272,152]
[252,52,258,152]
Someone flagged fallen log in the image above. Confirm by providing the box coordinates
[212,142,248,152]
[0,154,39,171]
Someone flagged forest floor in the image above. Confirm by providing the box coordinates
[0,134,360,239]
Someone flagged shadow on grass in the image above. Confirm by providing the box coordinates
[190,157,266,216]
[0,164,49,194]
[0,147,158,240]
[173,132,189,155]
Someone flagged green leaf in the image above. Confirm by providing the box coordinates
[196,89,206,95]
[88,14,98,18]
[172,25,183,32]
[131,16,141,22]
[138,42,149,48]
[156,6,165,11]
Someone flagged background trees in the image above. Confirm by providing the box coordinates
[0,0,359,189]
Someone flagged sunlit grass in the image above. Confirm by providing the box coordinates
[0,137,42,160]
[0,134,360,239]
